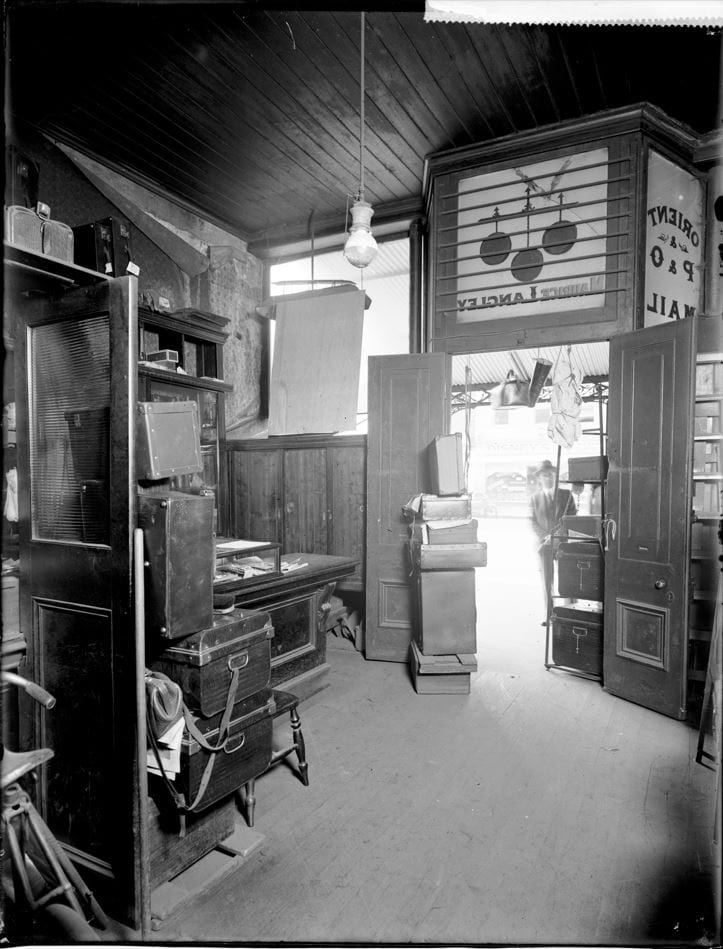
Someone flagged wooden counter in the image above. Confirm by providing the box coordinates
[214,553,358,700]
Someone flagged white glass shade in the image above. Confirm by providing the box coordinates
[343,199,378,268]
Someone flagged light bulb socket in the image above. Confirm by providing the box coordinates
[344,199,378,268]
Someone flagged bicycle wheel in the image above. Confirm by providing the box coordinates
[41,901,101,942]
[25,857,101,942]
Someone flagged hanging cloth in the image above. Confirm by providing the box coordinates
[547,346,582,448]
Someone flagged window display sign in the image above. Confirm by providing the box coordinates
[455,147,609,322]
[644,150,703,326]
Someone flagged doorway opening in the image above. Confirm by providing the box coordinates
[449,341,609,673]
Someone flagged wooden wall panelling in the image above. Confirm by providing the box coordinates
[328,442,366,593]
[283,448,328,555]
[226,436,366,592]
[229,447,283,544]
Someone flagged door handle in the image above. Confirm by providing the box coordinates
[654,578,667,590]
[602,516,616,551]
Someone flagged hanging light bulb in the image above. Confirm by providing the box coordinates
[344,198,377,268]
[343,12,378,270]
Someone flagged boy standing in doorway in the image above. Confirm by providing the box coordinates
[529,459,576,624]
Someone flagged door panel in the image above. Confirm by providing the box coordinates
[15,276,143,925]
[228,448,282,543]
[603,319,694,718]
[365,354,448,661]
[284,448,327,554]
[328,442,366,591]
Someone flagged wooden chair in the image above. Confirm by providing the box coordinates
[242,689,309,827]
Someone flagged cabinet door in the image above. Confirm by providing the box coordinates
[283,448,327,554]
[228,448,283,544]
[328,442,366,590]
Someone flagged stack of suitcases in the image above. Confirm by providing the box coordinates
[139,490,277,886]
[407,435,487,694]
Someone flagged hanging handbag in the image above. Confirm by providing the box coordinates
[145,669,183,742]
[490,370,528,409]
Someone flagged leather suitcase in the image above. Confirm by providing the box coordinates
[561,514,601,540]
[180,693,275,812]
[415,569,476,655]
[410,641,476,694]
[412,541,487,571]
[149,608,274,718]
[138,492,214,640]
[551,606,603,676]
[557,541,604,599]
[5,203,74,261]
[426,519,478,544]
[428,434,465,496]
[419,494,472,521]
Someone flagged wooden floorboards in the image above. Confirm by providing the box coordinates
[155,592,720,946]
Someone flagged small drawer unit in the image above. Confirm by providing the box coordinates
[148,608,274,718]
[551,606,603,677]
[557,541,604,600]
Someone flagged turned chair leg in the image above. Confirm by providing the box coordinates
[244,778,256,827]
[289,706,309,786]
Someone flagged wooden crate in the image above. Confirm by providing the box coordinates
[410,641,476,694]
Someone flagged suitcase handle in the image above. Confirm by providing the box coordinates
[224,731,246,754]
[228,651,249,671]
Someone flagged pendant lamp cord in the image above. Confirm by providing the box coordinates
[359,12,365,203]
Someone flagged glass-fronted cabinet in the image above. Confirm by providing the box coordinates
[137,307,232,533]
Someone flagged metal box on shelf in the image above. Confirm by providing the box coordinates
[138,492,214,640]
[551,606,603,677]
[72,216,133,277]
[566,456,608,482]
[415,569,476,655]
[557,541,604,600]
[149,608,274,718]
[136,401,202,480]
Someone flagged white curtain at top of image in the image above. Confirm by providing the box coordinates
[547,345,582,448]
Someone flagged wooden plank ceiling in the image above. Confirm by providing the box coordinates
[6,3,721,256]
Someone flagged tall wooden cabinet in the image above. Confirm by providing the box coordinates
[5,243,144,927]
[137,306,232,535]
[226,434,366,595]
[5,244,236,931]
[688,347,723,719]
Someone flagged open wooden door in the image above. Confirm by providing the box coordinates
[13,271,147,928]
[365,353,448,661]
[603,319,695,719]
